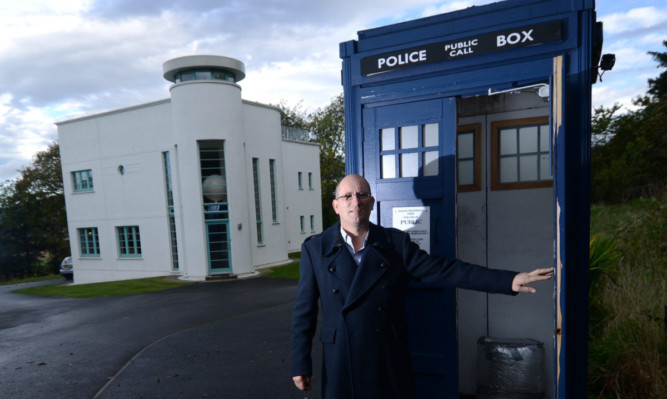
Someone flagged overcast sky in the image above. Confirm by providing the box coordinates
[1,0,665,183]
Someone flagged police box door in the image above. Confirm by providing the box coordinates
[363,97,458,398]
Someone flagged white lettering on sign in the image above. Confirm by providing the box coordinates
[497,29,534,47]
[377,50,427,70]
[443,39,479,57]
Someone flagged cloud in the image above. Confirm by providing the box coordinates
[601,6,667,34]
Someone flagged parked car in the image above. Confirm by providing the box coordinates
[59,256,73,280]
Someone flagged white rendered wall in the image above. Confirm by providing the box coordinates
[281,140,322,252]
[58,101,176,284]
[242,101,290,268]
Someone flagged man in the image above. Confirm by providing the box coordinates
[291,174,553,398]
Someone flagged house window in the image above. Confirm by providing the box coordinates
[298,172,303,189]
[491,117,552,190]
[117,226,141,257]
[300,216,305,233]
[72,169,94,192]
[269,159,278,223]
[457,124,482,192]
[252,158,263,244]
[310,215,315,232]
[380,123,439,179]
[78,227,100,257]
[308,172,313,189]
[163,151,179,271]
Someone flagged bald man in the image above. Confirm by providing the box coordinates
[291,174,553,398]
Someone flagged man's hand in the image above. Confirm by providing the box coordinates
[293,375,312,391]
[512,268,554,293]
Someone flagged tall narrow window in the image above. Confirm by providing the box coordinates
[117,226,141,257]
[163,152,179,270]
[308,172,313,189]
[491,117,552,190]
[72,169,94,192]
[300,216,305,233]
[298,172,303,189]
[78,227,100,257]
[269,159,278,223]
[252,158,263,244]
[199,140,231,272]
[310,215,315,232]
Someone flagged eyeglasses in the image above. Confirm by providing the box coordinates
[335,192,372,202]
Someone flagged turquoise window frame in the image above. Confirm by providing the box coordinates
[116,225,142,257]
[78,227,100,257]
[308,172,313,189]
[269,159,278,223]
[310,215,315,232]
[252,158,263,245]
[72,169,94,192]
[300,216,305,233]
[162,151,179,270]
[298,172,303,189]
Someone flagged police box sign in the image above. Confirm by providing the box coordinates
[361,20,562,76]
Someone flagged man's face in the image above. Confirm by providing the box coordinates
[332,175,375,231]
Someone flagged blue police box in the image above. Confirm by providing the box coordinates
[340,1,604,398]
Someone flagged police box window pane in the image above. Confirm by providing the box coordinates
[400,153,418,177]
[458,159,475,185]
[500,157,518,183]
[423,123,439,147]
[382,155,396,179]
[458,132,474,158]
[519,155,539,181]
[423,151,439,176]
[540,154,551,180]
[500,128,517,155]
[540,125,550,152]
[519,126,539,153]
[400,126,418,149]
[381,128,395,151]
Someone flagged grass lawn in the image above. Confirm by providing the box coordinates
[13,276,193,298]
[264,261,300,279]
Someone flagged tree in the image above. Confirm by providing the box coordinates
[308,94,346,228]
[591,42,667,203]
[275,94,346,229]
[0,142,68,280]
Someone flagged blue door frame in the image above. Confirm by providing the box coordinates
[340,1,600,397]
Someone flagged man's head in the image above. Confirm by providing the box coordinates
[332,174,375,233]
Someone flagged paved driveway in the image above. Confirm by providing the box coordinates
[0,277,322,398]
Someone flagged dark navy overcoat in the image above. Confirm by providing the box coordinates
[291,222,517,399]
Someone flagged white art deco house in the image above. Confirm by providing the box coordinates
[57,55,322,284]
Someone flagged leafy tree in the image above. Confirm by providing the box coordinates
[309,94,346,228]
[647,40,667,98]
[0,142,68,280]
[591,43,667,203]
[275,94,346,229]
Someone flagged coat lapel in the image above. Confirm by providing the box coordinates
[321,223,356,287]
[342,224,391,312]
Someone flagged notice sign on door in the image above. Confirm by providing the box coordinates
[392,206,430,253]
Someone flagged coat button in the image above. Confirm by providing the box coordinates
[332,289,340,294]
[379,262,386,268]
[328,266,336,272]
[377,306,382,312]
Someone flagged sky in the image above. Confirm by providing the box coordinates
[0,0,665,183]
